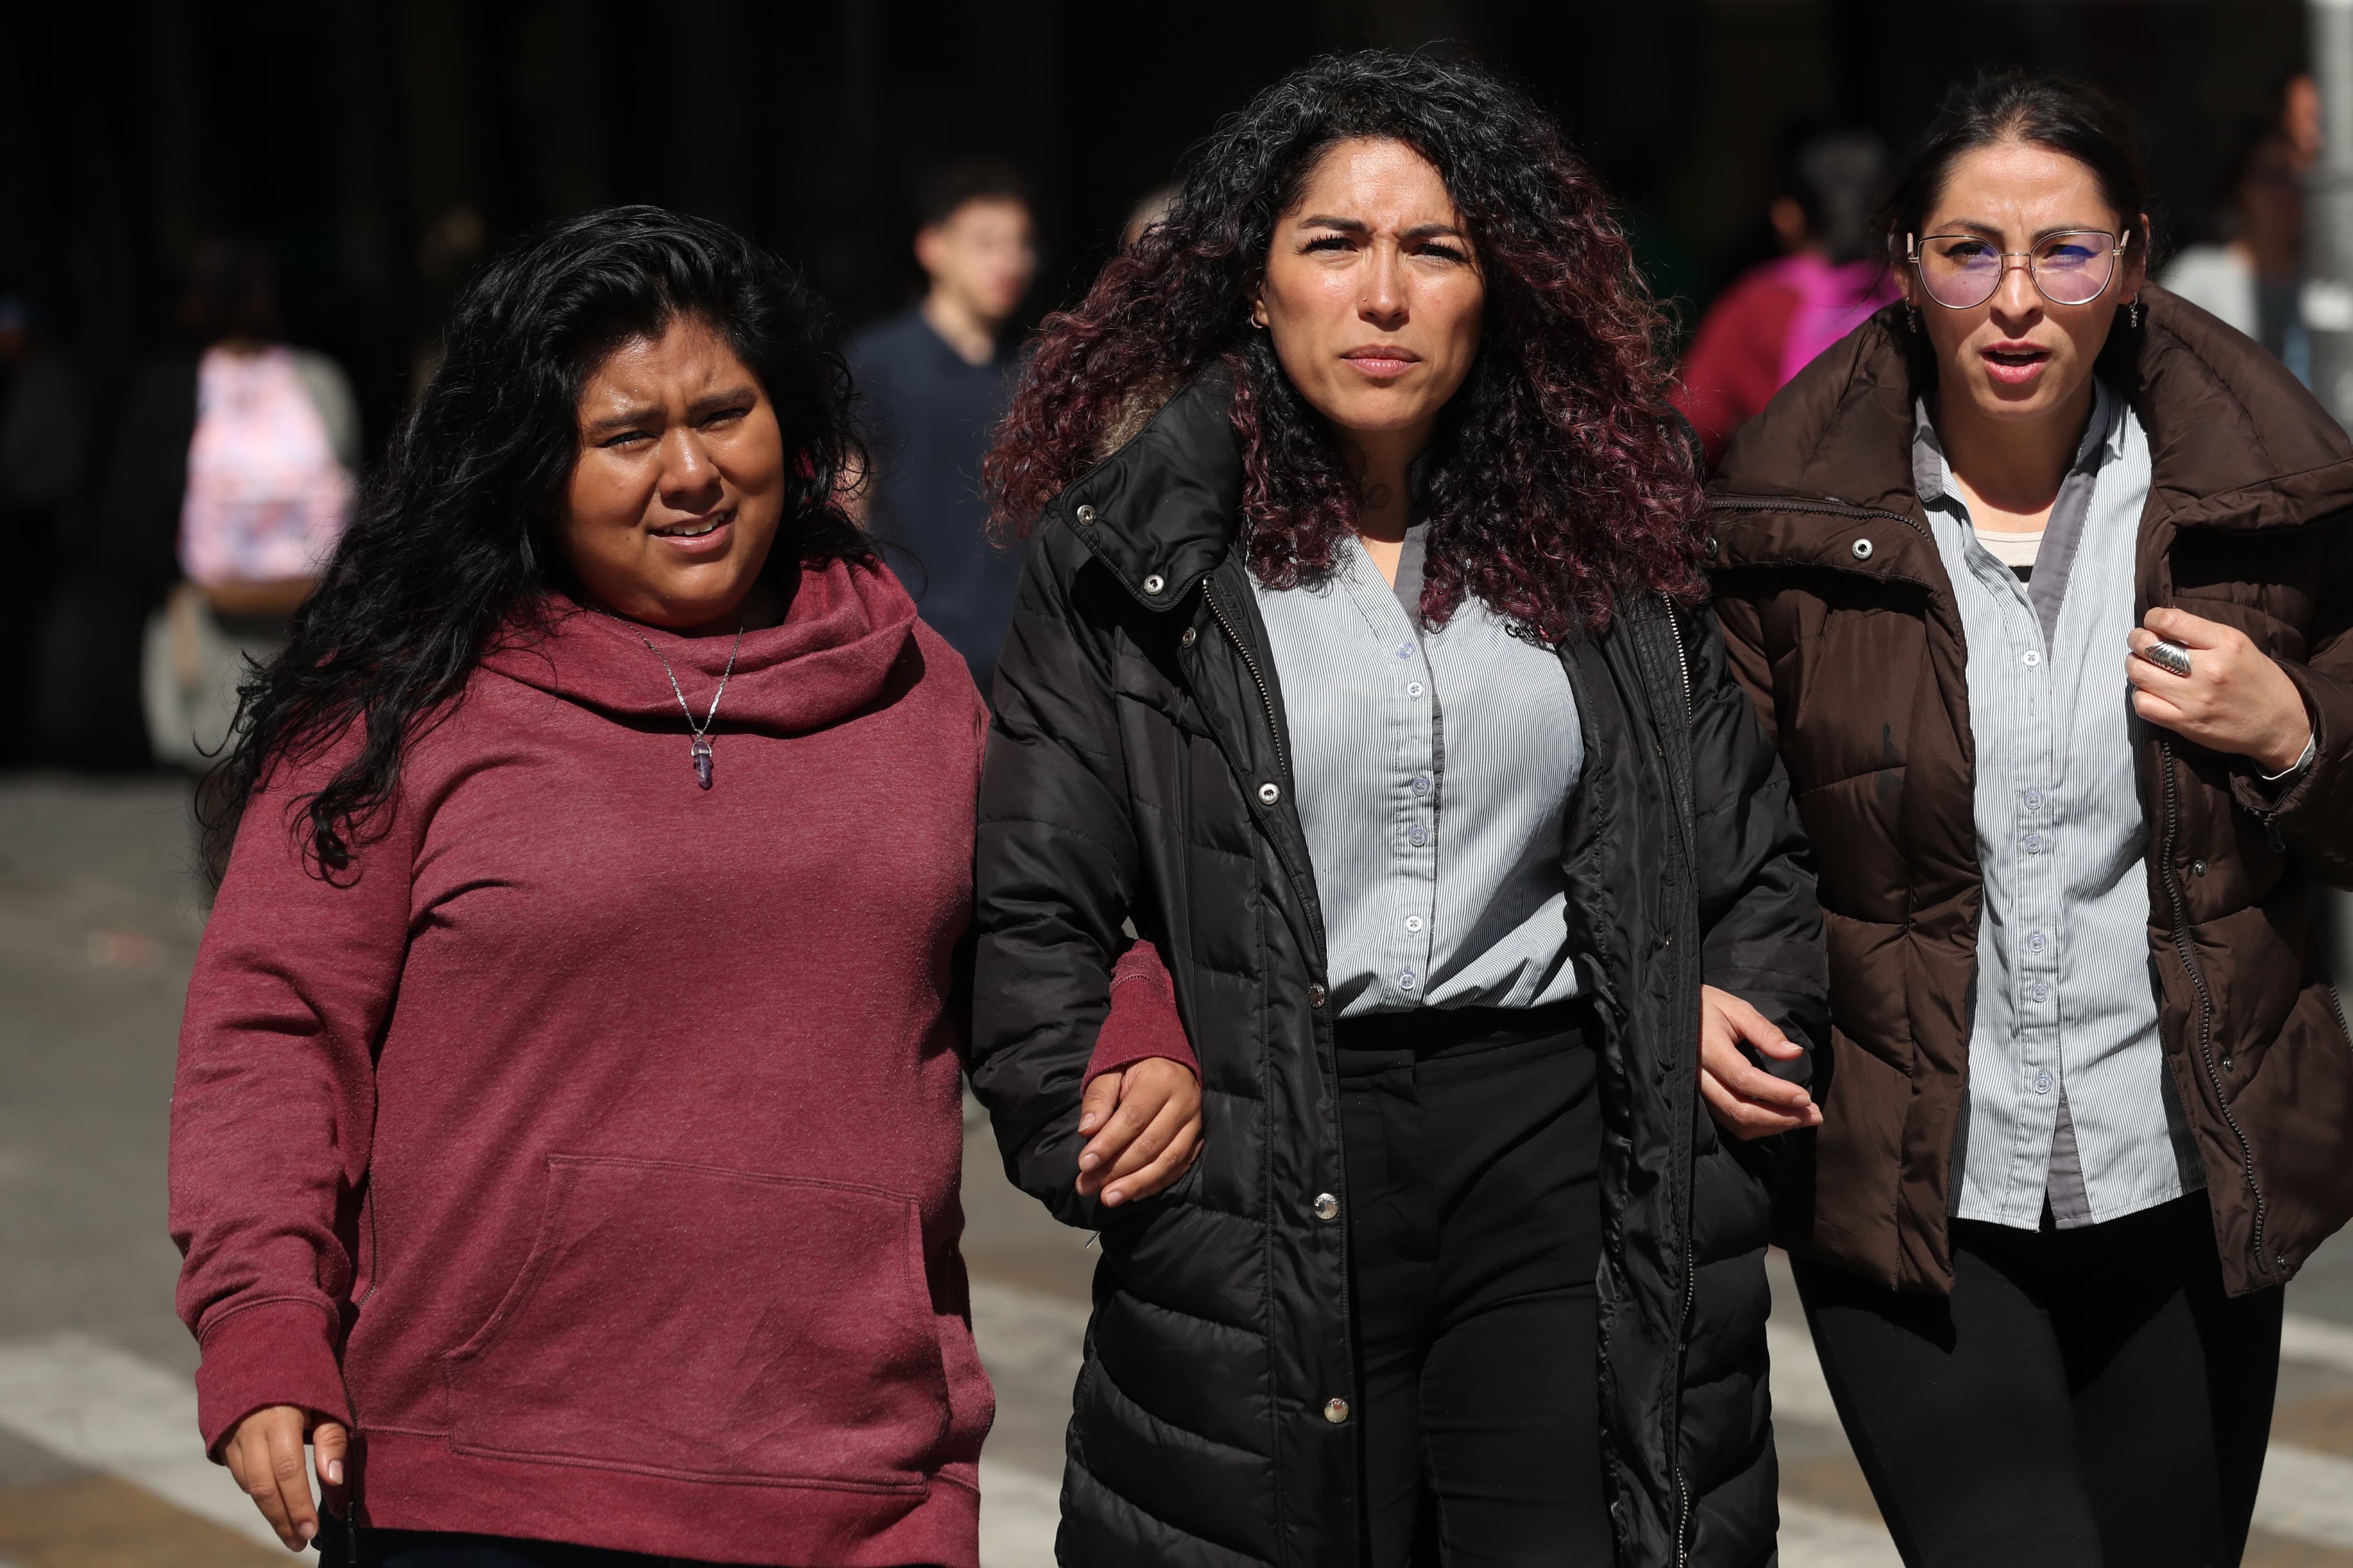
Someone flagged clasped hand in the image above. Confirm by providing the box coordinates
[2125,608,2312,774]
[1699,985,1821,1140]
[1075,1056,1204,1207]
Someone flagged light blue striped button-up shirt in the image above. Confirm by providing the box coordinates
[1252,532,1583,1019]
[1915,381,2203,1229]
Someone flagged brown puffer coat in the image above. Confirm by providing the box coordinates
[1705,287,2353,1297]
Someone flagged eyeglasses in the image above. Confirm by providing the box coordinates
[1905,229,2130,309]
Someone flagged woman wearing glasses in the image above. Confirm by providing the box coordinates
[1706,73,2353,1566]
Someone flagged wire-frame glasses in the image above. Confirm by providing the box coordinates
[1906,229,2130,309]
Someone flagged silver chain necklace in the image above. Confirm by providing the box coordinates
[594,611,746,790]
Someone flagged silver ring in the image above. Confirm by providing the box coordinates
[2141,640,2193,678]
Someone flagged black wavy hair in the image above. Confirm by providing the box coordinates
[1882,72,2157,383]
[988,50,1704,641]
[203,205,868,885]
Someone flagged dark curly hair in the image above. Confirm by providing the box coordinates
[985,50,1703,640]
[204,205,868,884]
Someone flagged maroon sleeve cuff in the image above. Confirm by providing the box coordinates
[193,1298,351,1458]
[1087,940,1198,1083]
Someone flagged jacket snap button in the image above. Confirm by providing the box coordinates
[1143,573,1167,595]
[2191,859,2208,877]
[1180,627,1197,649]
[1323,1398,1350,1424]
[1851,537,1875,561]
[1313,1193,1339,1221]
[1074,504,1096,526]
[1704,535,1719,558]
[1258,781,1282,805]
[1308,982,1327,1008]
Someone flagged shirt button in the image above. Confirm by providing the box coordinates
[1324,1398,1350,1424]
[1397,971,1417,991]
[1405,915,1424,934]
[1395,642,1414,659]
[1411,776,1430,796]
[2023,833,2044,854]
[1407,681,1425,698]
[2023,649,2042,667]
[2023,789,2044,811]
[2035,1071,2054,1095]
[1408,826,1428,847]
[2027,931,2047,954]
[2029,981,2050,1003]
[1313,1193,1339,1221]
[1308,983,1327,1008]
[1258,781,1281,805]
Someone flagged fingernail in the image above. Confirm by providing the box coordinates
[1078,1115,1097,1133]
[327,1459,343,1484]
[1079,1152,1097,1171]
[299,1522,316,1543]
[1103,1189,1123,1206]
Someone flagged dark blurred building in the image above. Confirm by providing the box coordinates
[2,2,2316,407]
[0,0,2318,761]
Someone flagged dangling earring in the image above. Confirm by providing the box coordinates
[1907,301,1922,334]
[2129,297,2144,329]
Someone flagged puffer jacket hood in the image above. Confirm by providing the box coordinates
[1707,287,2353,1297]
[970,368,1826,1567]
[482,557,923,735]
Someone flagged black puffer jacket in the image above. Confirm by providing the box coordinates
[970,372,1827,1567]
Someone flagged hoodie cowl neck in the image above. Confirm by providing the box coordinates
[480,556,922,734]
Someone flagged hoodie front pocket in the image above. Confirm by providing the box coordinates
[445,1155,950,1489]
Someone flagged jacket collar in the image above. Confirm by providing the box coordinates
[1710,287,2353,564]
[1050,365,1244,610]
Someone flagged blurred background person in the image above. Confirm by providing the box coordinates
[846,159,1037,700]
[2164,122,2312,383]
[1674,126,1900,466]
[136,239,359,772]
[0,291,98,766]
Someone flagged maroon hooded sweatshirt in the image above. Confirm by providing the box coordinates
[170,559,1005,1565]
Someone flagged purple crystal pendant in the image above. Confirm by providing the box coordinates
[691,736,714,790]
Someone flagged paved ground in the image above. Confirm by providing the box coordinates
[2,770,2351,1567]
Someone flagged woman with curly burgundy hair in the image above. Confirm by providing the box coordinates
[967,51,1825,1567]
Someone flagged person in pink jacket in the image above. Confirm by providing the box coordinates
[169,208,1197,1567]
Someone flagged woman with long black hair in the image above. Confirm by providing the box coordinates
[969,52,1826,1566]
[169,206,1161,1568]
[1708,73,2353,1566]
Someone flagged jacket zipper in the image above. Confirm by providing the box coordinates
[2158,737,2271,1275]
[1201,578,1287,785]
[1667,601,1691,715]
[1649,603,1699,1568]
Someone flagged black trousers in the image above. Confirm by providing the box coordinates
[1337,1001,1610,1568]
[1793,1194,2283,1568]
[313,1514,942,1568]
